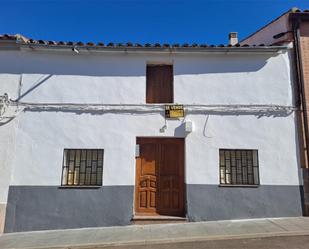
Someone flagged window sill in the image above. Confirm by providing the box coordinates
[59,186,102,189]
[219,184,259,188]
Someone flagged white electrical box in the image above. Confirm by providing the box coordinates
[184,121,193,133]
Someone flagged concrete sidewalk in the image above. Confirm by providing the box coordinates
[1,217,309,249]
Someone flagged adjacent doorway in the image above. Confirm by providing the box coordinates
[135,137,185,217]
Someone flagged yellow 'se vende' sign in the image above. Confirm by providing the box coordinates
[165,105,184,118]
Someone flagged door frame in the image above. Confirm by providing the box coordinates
[134,137,186,217]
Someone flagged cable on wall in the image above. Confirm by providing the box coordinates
[9,100,297,115]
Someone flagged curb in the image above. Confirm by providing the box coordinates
[10,230,309,249]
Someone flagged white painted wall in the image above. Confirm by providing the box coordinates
[0,50,293,105]
[0,76,20,204]
[0,48,302,204]
[0,119,18,202]
[10,110,301,186]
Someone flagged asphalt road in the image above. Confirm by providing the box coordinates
[103,235,309,249]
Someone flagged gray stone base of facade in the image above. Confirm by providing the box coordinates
[4,186,134,233]
[186,184,304,222]
[4,184,304,233]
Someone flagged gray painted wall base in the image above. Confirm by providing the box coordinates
[4,184,304,233]
[4,186,134,233]
[186,184,304,222]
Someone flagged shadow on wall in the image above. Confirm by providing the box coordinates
[0,52,274,77]
[174,122,186,137]
[16,74,52,101]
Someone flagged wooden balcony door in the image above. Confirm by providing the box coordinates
[135,137,184,217]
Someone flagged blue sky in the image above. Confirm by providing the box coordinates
[1,0,308,45]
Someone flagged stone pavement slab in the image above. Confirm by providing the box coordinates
[0,217,309,249]
[102,235,309,249]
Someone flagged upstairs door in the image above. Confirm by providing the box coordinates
[135,138,184,217]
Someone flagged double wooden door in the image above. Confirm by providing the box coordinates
[135,138,184,216]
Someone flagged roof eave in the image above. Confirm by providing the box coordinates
[19,44,289,54]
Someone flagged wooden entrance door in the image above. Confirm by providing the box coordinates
[135,138,184,216]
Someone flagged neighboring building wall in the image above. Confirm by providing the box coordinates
[0,49,303,232]
[241,12,292,46]
[300,22,309,122]
[299,21,309,214]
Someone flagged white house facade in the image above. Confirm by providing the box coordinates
[0,35,304,233]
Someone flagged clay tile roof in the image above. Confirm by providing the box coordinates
[0,34,16,40]
[0,33,287,51]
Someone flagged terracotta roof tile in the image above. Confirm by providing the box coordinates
[0,33,287,50]
[0,34,17,40]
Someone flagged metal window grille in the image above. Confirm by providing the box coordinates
[61,149,104,186]
[219,149,259,185]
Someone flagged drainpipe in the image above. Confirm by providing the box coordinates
[292,18,309,179]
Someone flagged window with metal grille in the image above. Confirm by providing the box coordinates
[61,149,103,186]
[219,149,259,185]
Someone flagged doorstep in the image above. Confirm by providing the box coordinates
[132,215,188,225]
